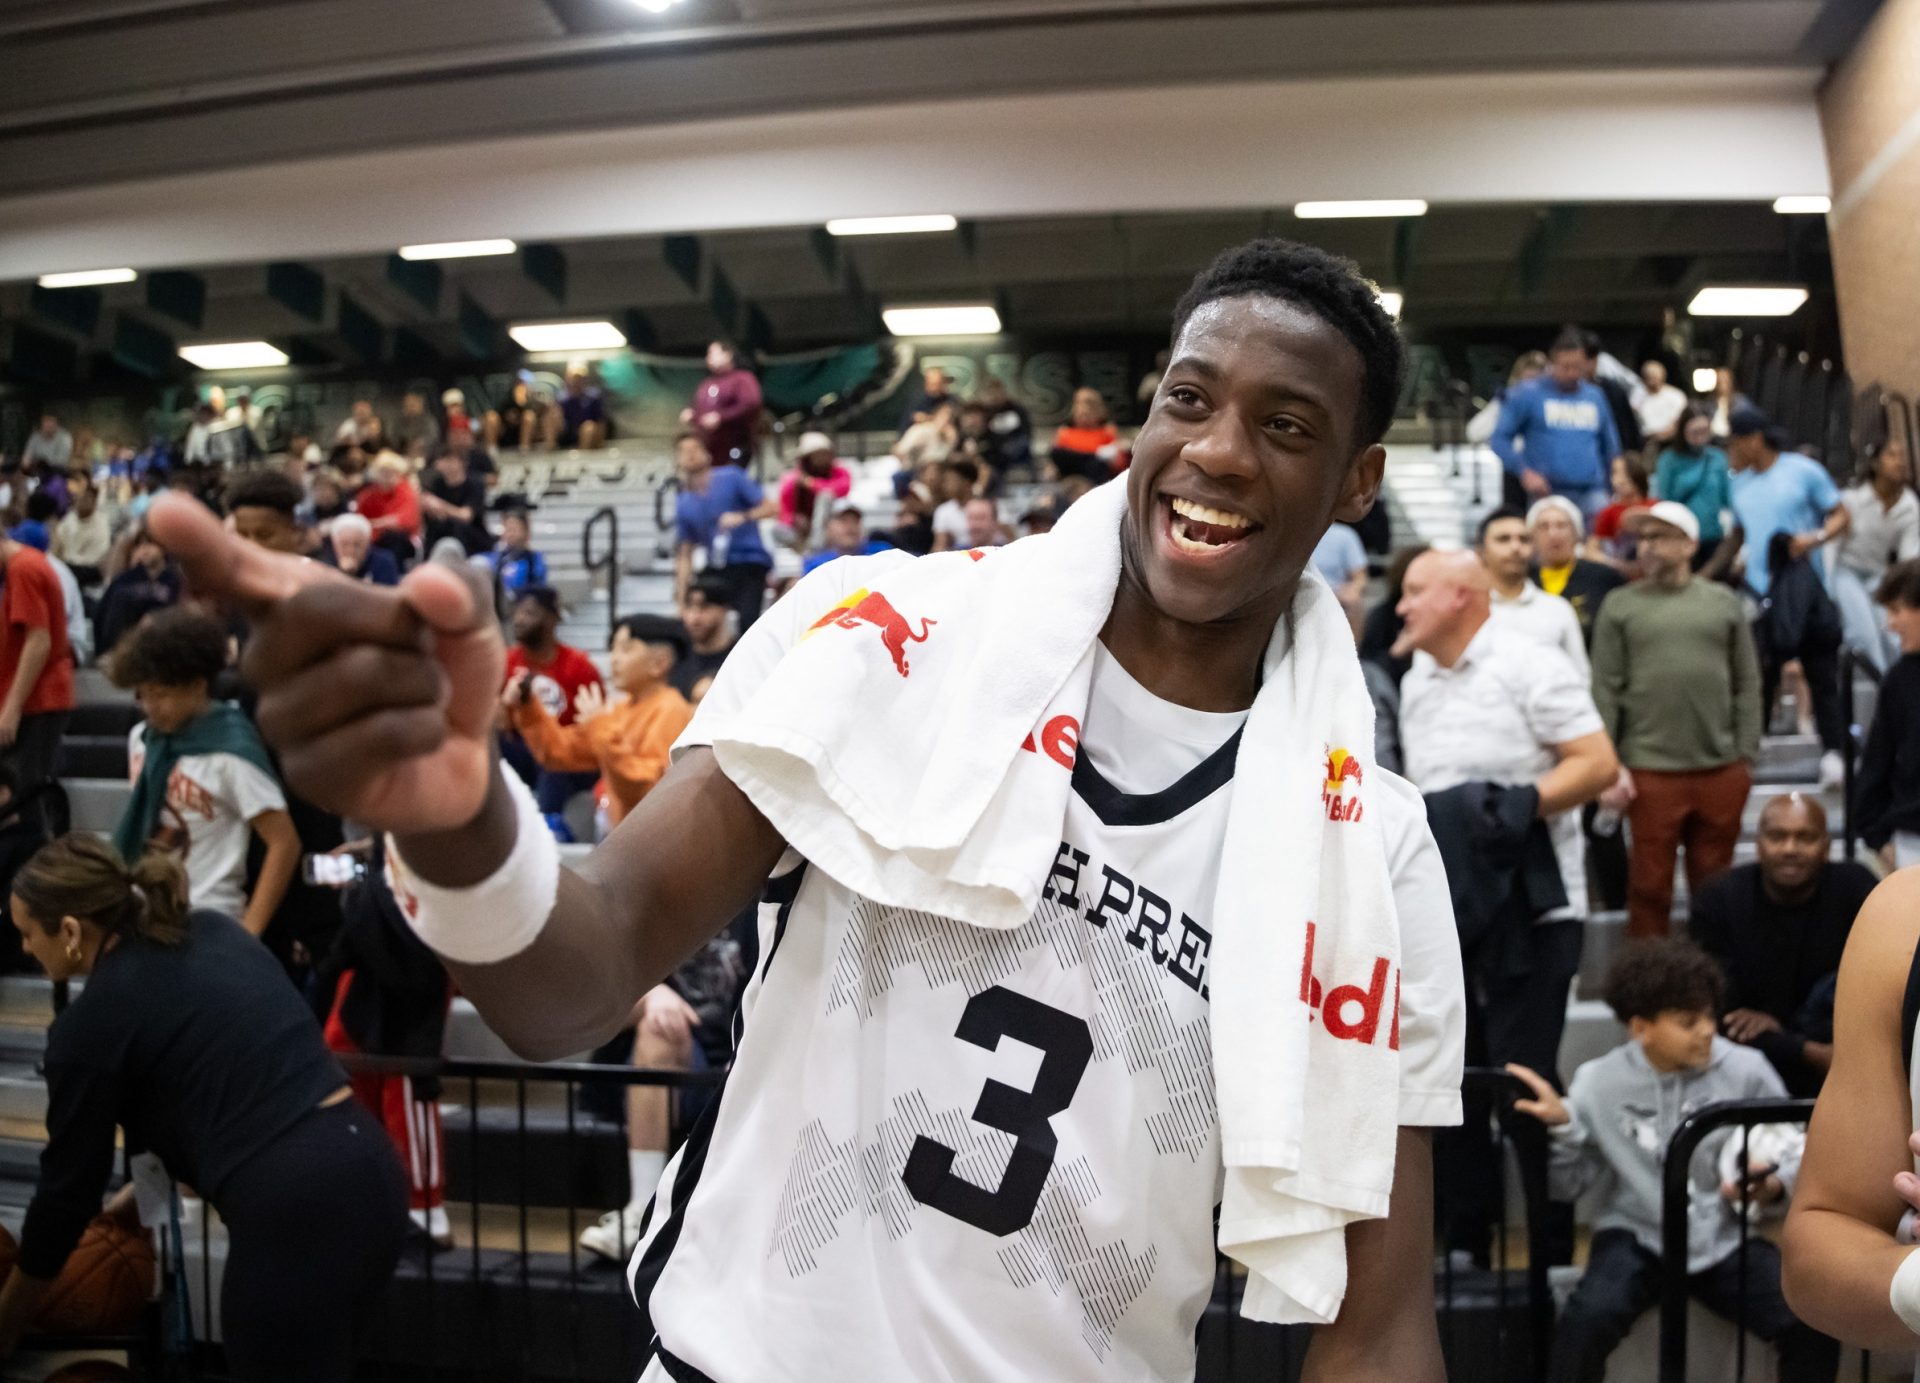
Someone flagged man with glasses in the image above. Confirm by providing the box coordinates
[1589,501,1762,938]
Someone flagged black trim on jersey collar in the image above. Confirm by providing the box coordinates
[1070,727,1243,827]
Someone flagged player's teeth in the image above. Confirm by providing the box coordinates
[1169,497,1252,529]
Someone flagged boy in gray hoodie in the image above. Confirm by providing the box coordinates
[1509,939,1838,1383]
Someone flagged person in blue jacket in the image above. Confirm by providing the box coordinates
[1491,329,1622,525]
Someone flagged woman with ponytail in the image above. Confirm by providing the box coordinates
[0,834,407,1380]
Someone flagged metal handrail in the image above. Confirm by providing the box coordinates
[1839,646,1886,860]
[1657,1097,1817,1383]
[581,504,619,644]
[654,474,680,561]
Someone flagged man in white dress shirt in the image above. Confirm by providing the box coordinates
[1479,508,1588,675]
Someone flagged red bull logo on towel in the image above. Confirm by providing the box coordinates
[1299,920,1400,1049]
[805,589,937,678]
[1321,746,1365,823]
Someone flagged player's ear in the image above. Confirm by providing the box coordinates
[1332,444,1386,524]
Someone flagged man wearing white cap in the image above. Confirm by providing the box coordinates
[776,432,852,546]
[1526,496,1623,647]
[1590,500,1763,937]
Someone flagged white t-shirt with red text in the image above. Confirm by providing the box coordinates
[127,724,286,919]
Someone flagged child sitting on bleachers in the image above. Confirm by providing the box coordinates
[1508,939,1838,1383]
[501,613,694,834]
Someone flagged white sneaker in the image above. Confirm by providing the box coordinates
[410,1205,453,1248]
[1819,751,1845,790]
[580,1204,648,1262]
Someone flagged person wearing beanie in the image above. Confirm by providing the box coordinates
[1526,495,1622,647]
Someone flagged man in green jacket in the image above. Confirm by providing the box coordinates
[1591,501,1762,938]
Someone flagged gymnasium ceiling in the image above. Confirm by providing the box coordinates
[0,0,1881,195]
[0,0,1868,382]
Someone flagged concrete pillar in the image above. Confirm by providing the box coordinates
[1820,0,1920,402]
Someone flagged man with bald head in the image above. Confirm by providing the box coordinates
[1690,793,1877,1096]
[1398,546,1618,1267]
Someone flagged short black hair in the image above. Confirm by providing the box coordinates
[1551,327,1594,358]
[1878,558,1920,609]
[1477,506,1528,545]
[615,613,690,663]
[25,490,58,523]
[944,459,980,487]
[111,606,229,690]
[1602,939,1724,1024]
[225,468,303,519]
[685,572,731,606]
[515,585,560,617]
[1171,238,1406,449]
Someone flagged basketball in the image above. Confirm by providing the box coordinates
[0,1217,154,1335]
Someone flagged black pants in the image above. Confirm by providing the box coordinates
[5,710,68,839]
[714,562,770,637]
[1758,624,1846,754]
[1547,1229,1838,1383]
[1437,918,1583,1270]
[214,1098,409,1383]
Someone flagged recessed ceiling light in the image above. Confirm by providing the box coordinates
[37,268,137,289]
[1377,291,1404,320]
[398,239,518,261]
[826,215,959,237]
[1687,286,1809,318]
[179,341,290,370]
[1692,367,1720,393]
[508,320,628,352]
[882,304,1002,337]
[1772,195,1830,215]
[1293,200,1429,219]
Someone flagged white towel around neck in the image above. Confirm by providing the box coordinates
[704,477,1405,1323]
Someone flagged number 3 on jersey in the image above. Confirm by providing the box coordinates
[902,985,1094,1236]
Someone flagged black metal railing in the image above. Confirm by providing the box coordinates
[1839,647,1886,861]
[581,505,619,644]
[1656,1097,1856,1383]
[215,1060,1544,1383]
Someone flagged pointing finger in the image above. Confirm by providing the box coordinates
[147,492,330,611]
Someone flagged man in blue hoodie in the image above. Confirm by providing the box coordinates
[1491,330,1622,524]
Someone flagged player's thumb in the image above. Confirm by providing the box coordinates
[400,559,504,738]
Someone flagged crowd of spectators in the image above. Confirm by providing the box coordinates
[0,314,1915,1350]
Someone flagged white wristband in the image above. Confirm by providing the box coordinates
[384,769,560,965]
[1891,1246,1920,1337]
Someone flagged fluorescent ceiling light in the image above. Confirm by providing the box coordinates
[631,0,682,12]
[1692,367,1720,393]
[508,320,628,352]
[398,238,517,260]
[1687,286,1808,318]
[37,268,137,289]
[1376,290,1403,320]
[1294,199,1428,219]
[882,304,1002,337]
[826,215,959,237]
[179,341,290,370]
[1772,195,1830,215]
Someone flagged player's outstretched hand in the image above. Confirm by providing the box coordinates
[147,493,504,834]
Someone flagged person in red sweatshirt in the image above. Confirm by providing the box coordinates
[681,340,762,469]
[500,586,604,840]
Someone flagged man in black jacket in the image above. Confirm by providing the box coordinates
[1691,794,1875,1096]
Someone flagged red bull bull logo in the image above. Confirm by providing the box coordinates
[1321,747,1365,823]
[805,588,937,678]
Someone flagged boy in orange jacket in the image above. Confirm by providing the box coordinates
[503,614,695,828]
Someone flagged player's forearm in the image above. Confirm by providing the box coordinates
[1782,1208,1920,1353]
[405,751,786,1062]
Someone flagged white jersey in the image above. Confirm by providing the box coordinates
[633,590,1465,1383]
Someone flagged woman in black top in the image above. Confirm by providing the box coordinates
[0,835,408,1380]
